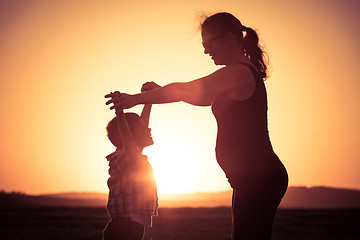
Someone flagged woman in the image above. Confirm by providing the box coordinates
[106,12,288,240]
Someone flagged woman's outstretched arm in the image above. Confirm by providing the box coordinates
[106,64,255,110]
[140,81,213,107]
[182,95,214,106]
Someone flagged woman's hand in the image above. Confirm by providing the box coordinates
[105,91,138,110]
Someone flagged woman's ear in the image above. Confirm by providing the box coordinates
[225,32,237,46]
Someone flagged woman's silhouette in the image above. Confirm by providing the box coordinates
[106,12,288,240]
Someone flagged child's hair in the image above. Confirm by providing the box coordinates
[106,112,142,148]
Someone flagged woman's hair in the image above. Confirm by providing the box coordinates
[106,112,142,148]
[201,12,268,80]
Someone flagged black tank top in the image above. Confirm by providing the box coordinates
[211,63,275,179]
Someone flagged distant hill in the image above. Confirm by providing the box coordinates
[1,186,360,208]
[0,191,106,208]
[41,192,107,201]
[279,186,360,208]
[160,186,360,208]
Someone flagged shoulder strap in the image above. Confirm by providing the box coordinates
[236,62,260,78]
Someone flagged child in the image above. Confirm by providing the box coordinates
[103,83,159,240]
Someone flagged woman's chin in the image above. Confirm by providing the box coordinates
[213,59,225,66]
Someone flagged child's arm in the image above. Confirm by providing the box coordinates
[140,82,160,127]
[140,104,152,128]
[115,108,138,159]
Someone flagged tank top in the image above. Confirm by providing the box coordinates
[211,63,275,180]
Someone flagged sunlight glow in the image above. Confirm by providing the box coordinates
[144,141,204,195]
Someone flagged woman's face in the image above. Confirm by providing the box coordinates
[201,27,230,65]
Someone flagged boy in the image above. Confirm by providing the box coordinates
[103,83,159,240]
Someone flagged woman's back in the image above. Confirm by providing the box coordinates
[212,63,275,180]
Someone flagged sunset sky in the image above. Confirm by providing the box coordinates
[1,0,359,195]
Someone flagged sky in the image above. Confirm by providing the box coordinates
[0,0,359,195]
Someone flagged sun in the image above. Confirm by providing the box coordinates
[144,141,204,195]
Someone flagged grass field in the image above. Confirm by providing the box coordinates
[0,207,359,240]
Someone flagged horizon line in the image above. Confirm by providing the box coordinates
[2,184,360,196]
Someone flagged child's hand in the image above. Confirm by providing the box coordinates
[141,81,161,92]
[105,92,138,110]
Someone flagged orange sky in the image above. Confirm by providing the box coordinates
[0,0,359,195]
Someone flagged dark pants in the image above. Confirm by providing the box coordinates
[230,165,288,240]
[102,217,145,240]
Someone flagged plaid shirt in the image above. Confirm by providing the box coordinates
[106,149,158,226]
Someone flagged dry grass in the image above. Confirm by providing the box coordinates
[0,207,359,240]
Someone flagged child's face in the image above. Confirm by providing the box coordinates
[133,120,153,149]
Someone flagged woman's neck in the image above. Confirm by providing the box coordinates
[226,53,251,66]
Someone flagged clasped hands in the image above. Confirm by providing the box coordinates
[105,81,160,111]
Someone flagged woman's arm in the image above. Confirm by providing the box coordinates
[106,65,255,109]
[182,95,214,106]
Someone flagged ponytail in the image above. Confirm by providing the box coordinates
[242,26,268,80]
[201,12,269,80]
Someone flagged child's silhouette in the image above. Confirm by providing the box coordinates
[102,83,160,240]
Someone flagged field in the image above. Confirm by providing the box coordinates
[0,207,359,240]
